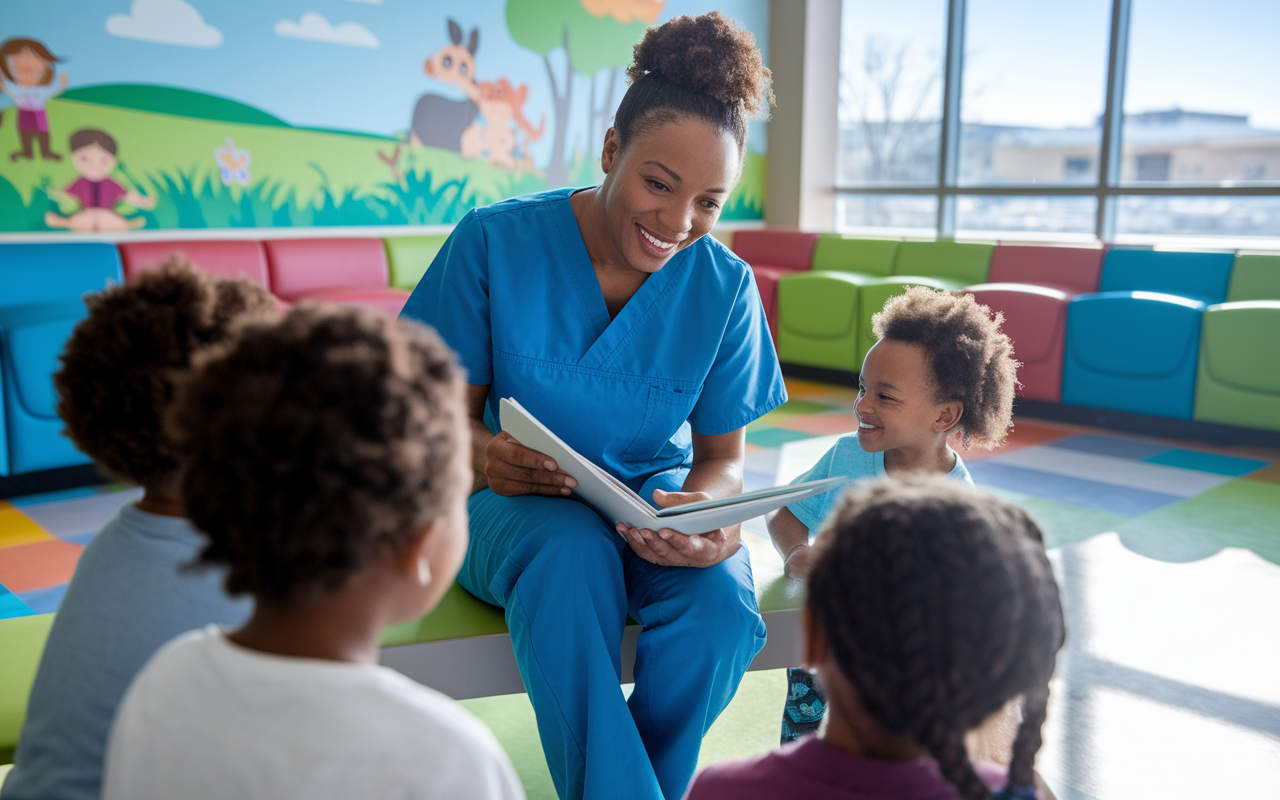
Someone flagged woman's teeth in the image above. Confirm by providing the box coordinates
[641,228,675,250]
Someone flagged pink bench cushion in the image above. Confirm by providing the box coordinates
[303,287,411,317]
[966,283,1072,402]
[731,230,820,273]
[264,238,390,300]
[119,240,270,287]
[988,244,1106,295]
[752,265,796,342]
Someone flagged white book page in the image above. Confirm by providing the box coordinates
[499,398,846,535]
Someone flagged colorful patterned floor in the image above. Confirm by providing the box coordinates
[2,378,1279,798]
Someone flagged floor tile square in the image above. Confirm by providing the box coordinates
[745,428,818,450]
[1046,433,1172,460]
[0,586,34,620]
[967,461,1183,516]
[0,509,53,549]
[8,486,100,507]
[774,412,860,436]
[19,489,141,541]
[0,538,84,593]
[16,583,68,615]
[1143,449,1271,477]
[1244,463,1280,486]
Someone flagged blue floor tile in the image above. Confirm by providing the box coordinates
[1045,433,1171,461]
[967,461,1184,516]
[1143,450,1271,477]
[0,586,35,620]
[9,486,101,508]
[17,583,68,614]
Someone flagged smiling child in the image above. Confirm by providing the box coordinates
[767,285,1020,742]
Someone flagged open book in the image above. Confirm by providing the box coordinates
[499,398,846,535]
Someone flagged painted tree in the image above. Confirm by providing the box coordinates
[506,0,663,186]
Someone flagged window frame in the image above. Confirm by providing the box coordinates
[833,0,1280,241]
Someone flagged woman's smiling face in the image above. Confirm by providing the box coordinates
[597,116,740,275]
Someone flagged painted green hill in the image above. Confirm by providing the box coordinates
[60,84,289,127]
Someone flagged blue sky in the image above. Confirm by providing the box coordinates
[4,0,770,161]
[842,0,1280,130]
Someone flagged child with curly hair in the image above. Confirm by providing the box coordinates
[686,475,1065,800]
[769,286,1020,742]
[1,258,276,800]
[101,305,523,800]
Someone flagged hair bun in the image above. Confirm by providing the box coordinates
[627,11,773,117]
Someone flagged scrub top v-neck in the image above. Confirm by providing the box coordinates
[400,187,786,494]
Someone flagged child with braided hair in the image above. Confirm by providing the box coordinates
[685,475,1065,800]
[770,286,1020,742]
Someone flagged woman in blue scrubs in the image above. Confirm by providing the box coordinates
[401,13,781,800]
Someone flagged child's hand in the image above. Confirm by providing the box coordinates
[783,543,815,579]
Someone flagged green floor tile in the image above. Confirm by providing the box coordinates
[752,400,835,428]
[745,428,818,449]
[1114,478,1280,564]
[459,669,790,800]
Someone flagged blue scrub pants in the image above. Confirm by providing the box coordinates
[460,482,766,800]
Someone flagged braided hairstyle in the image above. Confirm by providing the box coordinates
[807,475,1065,800]
[871,286,1019,450]
[167,304,466,608]
[615,11,773,154]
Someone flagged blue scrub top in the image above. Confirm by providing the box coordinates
[400,188,787,494]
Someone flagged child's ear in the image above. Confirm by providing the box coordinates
[801,604,828,670]
[933,400,963,433]
[398,521,439,587]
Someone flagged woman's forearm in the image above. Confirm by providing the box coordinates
[679,456,743,499]
[469,417,494,493]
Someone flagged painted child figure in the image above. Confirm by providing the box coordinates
[102,306,524,800]
[45,128,156,232]
[0,37,68,162]
[768,286,1019,742]
[685,476,1065,800]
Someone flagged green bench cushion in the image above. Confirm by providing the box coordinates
[0,614,56,762]
[384,236,448,291]
[1226,254,1280,302]
[1195,301,1280,432]
[892,240,995,285]
[811,235,899,276]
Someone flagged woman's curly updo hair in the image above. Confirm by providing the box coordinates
[615,11,773,153]
[808,475,1065,800]
[871,286,1019,449]
[54,256,276,488]
[168,305,466,608]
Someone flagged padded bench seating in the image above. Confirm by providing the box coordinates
[963,243,1106,401]
[731,230,820,340]
[1064,249,1236,419]
[265,239,411,316]
[119,240,271,287]
[0,533,801,757]
[0,244,123,476]
[1194,253,1280,431]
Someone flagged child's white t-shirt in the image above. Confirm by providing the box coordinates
[102,626,525,800]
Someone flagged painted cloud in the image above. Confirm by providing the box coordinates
[274,12,380,49]
[105,0,223,48]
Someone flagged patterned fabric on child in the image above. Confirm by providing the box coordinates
[781,667,828,743]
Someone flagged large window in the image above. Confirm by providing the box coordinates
[835,0,1280,242]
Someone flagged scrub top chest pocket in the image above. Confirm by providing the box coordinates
[622,382,702,464]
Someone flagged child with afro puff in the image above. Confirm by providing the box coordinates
[2,258,276,800]
[768,286,1020,744]
[101,305,523,800]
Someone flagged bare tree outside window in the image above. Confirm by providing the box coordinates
[838,35,943,188]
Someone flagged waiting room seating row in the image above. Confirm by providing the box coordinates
[731,230,1280,433]
[0,235,447,478]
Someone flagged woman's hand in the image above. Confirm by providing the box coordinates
[615,489,742,568]
[484,431,578,497]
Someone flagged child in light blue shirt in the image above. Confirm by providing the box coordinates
[768,286,1019,743]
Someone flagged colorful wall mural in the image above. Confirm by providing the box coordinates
[0,0,769,234]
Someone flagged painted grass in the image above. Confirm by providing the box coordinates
[0,97,763,231]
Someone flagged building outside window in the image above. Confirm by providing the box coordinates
[835,0,1280,243]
